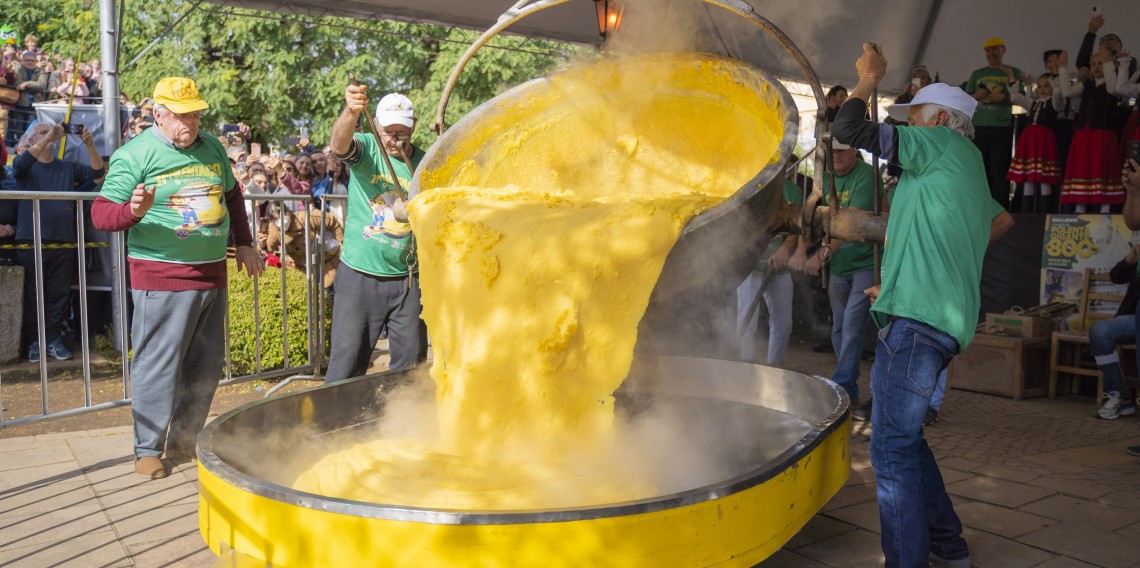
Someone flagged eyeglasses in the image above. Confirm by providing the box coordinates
[169,110,203,121]
[379,131,412,141]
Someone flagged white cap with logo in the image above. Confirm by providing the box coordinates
[886,83,978,123]
[375,93,415,128]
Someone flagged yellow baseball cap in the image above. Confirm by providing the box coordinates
[983,37,1005,49]
[152,77,209,114]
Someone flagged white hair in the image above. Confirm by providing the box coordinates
[153,103,167,114]
[919,104,975,139]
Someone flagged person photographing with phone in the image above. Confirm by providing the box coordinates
[91,77,263,480]
[12,122,104,364]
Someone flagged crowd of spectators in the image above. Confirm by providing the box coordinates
[1,33,103,148]
[0,30,353,363]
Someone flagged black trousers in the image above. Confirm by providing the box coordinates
[974,125,1014,210]
[17,246,77,345]
[324,265,426,382]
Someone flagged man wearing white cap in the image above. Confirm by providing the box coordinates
[325,85,427,382]
[832,44,1014,568]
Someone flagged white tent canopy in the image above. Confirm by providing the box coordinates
[198,0,1140,96]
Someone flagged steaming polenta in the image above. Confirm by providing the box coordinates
[293,53,784,510]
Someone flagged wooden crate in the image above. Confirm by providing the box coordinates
[948,334,1051,400]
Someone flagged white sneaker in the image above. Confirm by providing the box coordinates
[1096,391,1136,420]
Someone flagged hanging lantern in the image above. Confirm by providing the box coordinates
[594,0,624,39]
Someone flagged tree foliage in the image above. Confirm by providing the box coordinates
[4,0,585,149]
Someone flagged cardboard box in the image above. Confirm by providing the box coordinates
[984,313,1053,338]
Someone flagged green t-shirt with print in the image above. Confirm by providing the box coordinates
[99,129,235,263]
[965,66,1025,127]
[821,159,876,276]
[871,126,1004,350]
[341,133,423,277]
[759,178,806,275]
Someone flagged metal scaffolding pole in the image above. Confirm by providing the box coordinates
[100,0,125,353]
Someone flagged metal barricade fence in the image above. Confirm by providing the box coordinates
[0,190,344,429]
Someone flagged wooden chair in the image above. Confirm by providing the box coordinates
[1048,268,1127,402]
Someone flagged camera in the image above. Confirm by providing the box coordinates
[130,108,141,119]
[221,123,240,134]
[61,122,85,135]
[283,135,301,147]
[1128,141,1140,170]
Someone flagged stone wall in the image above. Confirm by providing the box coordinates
[0,265,23,364]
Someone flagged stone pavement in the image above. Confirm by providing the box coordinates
[2,341,1139,567]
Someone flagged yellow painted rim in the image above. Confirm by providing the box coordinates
[198,418,850,568]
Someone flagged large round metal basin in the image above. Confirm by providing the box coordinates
[197,356,850,567]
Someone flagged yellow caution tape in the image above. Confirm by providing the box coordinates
[0,242,110,250]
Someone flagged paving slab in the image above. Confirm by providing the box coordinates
[938,466,973,485]
[0,479,98,521]
[1016,521,1135,568]
[756,549,830,567]
[0,499,110,551]
[1018,495,1140,532]
[1031,557,1101,568]
[973,463,1042,484]
[95,480,200,515]
[0,531,131,568]
[104,501,200,546]
[952,500,1058,539]
[0,441,73,472]
[939,456,986,472]
[822,497,880,534]
[793,528,884,568]
[945,476,1056,508]
[1029,474,1114,500]
[960,526,1056,568]
[126,533,216,568]
[784,515,857,549]
[819,482,876,514]
[0,460,85,491]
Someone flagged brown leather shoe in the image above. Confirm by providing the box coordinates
[135,456,169,479]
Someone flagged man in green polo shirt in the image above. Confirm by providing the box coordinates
[325,87,427,382]
[965,36,1026,209]
[800,140,876,420]
[832,44,1015,568]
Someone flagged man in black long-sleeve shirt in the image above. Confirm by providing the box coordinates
[13,123,104,362]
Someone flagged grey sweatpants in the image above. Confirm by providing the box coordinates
[130,289,226,458]
[324,265,425,382]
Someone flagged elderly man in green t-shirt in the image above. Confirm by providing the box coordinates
[324,85,427,382]
[92,77,264,480]
[832,44,1015,568]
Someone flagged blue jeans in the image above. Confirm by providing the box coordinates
[1089,314,1137,396]
[931,368,947,411]
[828,270,875,402]
[871,318,968,568]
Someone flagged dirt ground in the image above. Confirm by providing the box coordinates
[0,355,316,439]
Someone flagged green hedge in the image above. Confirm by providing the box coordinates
[227,264,330,376]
